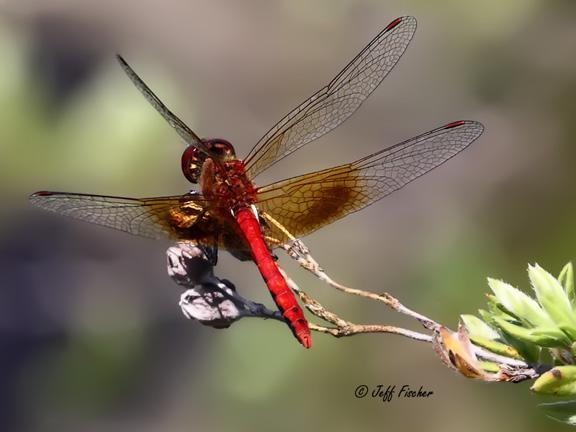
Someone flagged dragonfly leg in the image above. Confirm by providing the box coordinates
[203,242,219,266]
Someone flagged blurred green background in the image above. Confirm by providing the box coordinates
[1,0,576,431]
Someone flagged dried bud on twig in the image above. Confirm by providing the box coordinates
[167,243,283,328]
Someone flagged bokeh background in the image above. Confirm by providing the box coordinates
[1,0,575,431]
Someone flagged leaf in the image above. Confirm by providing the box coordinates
[478,308,492,322]
[500,333,541,364]
[485,295,519,322]
[493,317,570,347]
[461,314,521,359]
[530,327,573,347]
[558,262,575,307]
[461,314,500,340]
[540,400,576,425]
[529,264,576,340]
[477,360,500,373]
[532,366,576,396]
[477,309,540,362]
[488,278,552,327]
[467,335,521,359]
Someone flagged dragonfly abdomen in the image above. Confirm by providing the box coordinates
[235,207,311,348]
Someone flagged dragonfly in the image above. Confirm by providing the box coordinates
[30,16,483,349]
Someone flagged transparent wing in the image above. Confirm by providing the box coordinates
[256,120,483,243]
[117,55,210,154]
[29,191,207,240]
[243,16,417,179]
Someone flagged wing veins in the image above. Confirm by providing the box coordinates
[243,16,417,179]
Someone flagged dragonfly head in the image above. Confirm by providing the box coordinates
[181,139,236,183]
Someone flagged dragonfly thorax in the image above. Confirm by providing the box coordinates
[200,156,257,213]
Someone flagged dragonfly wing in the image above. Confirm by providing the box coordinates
[243,16,417,179]
[29,191,207,240]
[117,56,210,155]
[256,120,484,244]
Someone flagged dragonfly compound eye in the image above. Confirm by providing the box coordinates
[181,145,205,183]
[205,139,236,160]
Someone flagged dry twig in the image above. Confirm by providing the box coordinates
[168,230,537,382]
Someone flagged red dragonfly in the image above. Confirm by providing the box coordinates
[30,16,483,348]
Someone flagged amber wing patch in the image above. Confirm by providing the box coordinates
[256,120,484,244]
